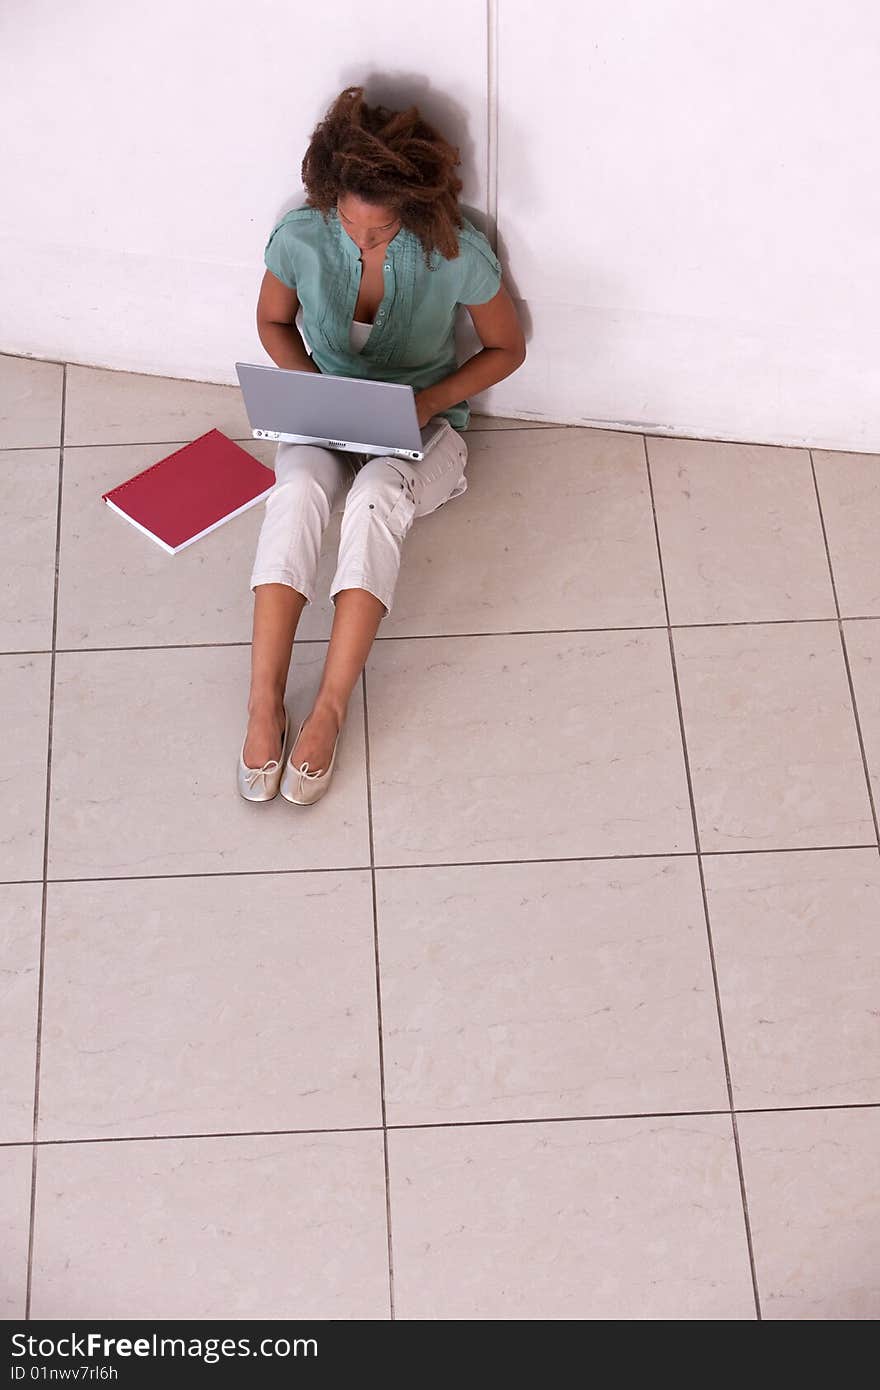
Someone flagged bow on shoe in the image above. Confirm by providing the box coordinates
[244,757,281,790]
[294,761,325,787]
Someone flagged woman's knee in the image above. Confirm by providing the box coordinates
[344,458,415,537]
[273,443,349,494]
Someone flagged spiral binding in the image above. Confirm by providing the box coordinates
[102,430,219,500]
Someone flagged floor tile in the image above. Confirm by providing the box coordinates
[58,437,371,648]
[58,362,561,449]
[0,885,41,1142]
[0,653,51,881]
[705,848,880,1108]
[64,364,252,447]
[379,857,726,1125]
[57,439,275,649]
[738,1107,880,1320]
[367,630,694,865]
[58,423,664,650]
[0,1145,32,1318]
[649,436,834,623]
[0,449,58,651]
[48,645,369,879]
[389,1115,755,1319]
[0,355,63,450]
[381,427,666,637]
[813,450,880,617]
[38,873,381,1140]
[673,622,874,851]
[844,618,880,816]
[31,1131,389,1318]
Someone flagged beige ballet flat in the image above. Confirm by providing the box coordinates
[279,715,340,806]
[237,705,289,802]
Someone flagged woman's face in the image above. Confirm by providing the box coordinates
[336,193,401,253]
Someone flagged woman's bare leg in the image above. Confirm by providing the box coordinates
[288,587,386,773]
[243,582,308,767]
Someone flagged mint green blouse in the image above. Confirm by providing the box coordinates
[263,204,503,430]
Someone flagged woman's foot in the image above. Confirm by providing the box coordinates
[289,704,341,775]
[243,701,286,768]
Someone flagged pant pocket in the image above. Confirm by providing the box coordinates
[385,472,417,537]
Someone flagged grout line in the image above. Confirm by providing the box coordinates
[24,365,68,1319]
[0,422,872,450]
[3,1098,878,1152]
[641,433,763,1320]
[7,615,880,661]
[0,426,567,453]
[809,450,880,853]
[2,839,878,891]
[361,669,395,1320]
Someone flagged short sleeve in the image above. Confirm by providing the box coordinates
[264,221,297,289]
[457,234,502,306]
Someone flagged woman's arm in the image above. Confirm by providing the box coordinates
[415,282,526,424]
[257,270,320,374]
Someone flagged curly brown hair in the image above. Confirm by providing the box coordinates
[300,86,465,270]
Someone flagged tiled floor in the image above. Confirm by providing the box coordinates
[1,349,879,1320]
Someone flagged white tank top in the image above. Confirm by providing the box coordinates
[349,319,372,353]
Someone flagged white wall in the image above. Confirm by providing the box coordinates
[2,0,878,451]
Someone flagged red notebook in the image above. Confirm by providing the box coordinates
[101,429,276,554]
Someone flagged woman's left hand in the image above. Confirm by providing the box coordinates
[413,390,439,430]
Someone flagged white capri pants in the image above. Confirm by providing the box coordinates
[249,418,469,618]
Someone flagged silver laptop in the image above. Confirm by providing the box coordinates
[235,361,448,462]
